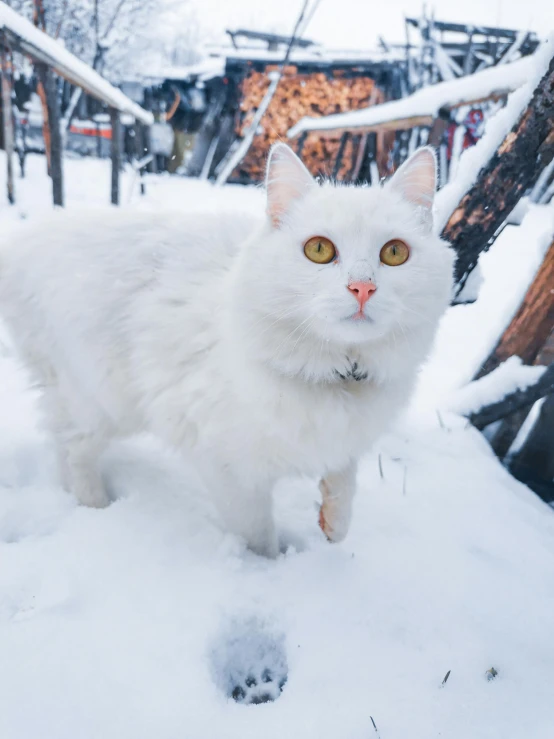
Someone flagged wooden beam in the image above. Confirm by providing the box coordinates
[470,363,554,430]
[443,54,554,291]
[290,90,508,142]
[110,107,121,205]
[1,33,15,204]
[478,239,554,378]
[476,239,554,457]
[301,114,434,140]
[2,28,152,125]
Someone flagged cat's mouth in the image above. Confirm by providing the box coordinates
[343,311,373,323]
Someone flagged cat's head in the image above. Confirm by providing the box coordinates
[237,143,454,358]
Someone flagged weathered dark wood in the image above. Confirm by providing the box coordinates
[478,239,554,378]
[508,394,554,503]
[110,107,121,205]
[134,122,146,196]
[443,54,554,291]
[1,33,15,204]
[332,132,349,179]
[350,132,368,182]
[489,405,531,458]
[475,240,554,457]
[43,66,64,206]
[470,363,554,430]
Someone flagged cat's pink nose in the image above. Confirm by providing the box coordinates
[347,281,376,309]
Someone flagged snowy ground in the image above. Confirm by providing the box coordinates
[1,154,554,739]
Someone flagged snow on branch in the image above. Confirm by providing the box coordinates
[0,2,153,125]
[449,357,554,430]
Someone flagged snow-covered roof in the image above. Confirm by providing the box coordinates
[287,53,537,138]
[208,45,399,67]
[0,2,153,125]
[145,57,226,84]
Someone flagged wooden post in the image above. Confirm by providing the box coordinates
[332,132,349,180]
[133,122,145,195]
[110,108,121,205]
[1,33,15,204]
[44,67,64,206]
[350,133,368,183]
[469,362,554,430]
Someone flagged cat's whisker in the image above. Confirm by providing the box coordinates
[270,313,316,364]
[245,297,317,345]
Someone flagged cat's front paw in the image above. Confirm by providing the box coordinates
[318,479,352,543]
[318,503,349,543]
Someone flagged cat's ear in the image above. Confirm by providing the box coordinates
[387,146,437,223]
[266,143,314,228]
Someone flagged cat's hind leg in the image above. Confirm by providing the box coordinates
[42,386,112,508]
[319,460,357,543]
[210,471,279,558]
[55,430,111,508]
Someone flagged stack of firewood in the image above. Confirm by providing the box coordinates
[231,66,382,182]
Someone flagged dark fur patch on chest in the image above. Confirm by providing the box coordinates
[333,358,369,383]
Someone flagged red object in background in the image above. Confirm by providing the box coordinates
[69,121,112,140]
[447,108,485,158]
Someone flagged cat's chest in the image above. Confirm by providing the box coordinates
[237,374,397,475]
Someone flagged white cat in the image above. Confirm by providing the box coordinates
[0,144,453,557]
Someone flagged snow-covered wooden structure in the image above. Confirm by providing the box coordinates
[288,55,535,140]
[401,16,539,89]
[146,31,407,184]
[0,2,153,206]
[288,47,543,184]
[435,43,554,502]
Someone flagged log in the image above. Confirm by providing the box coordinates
[443,54,554,291]
[1,33,15,204]
[469,363,554,430]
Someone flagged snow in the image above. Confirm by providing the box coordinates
[0,2,153,125]
[144,57,227,83]
[287,47,544,139]
[207,45,396,66]
[2,154,554,739]
[448,356,547,417]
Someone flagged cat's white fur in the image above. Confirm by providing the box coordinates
[0,145,454,557]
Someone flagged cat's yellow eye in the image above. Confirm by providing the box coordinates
[304,236,336,265]
[380,239,410,266]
